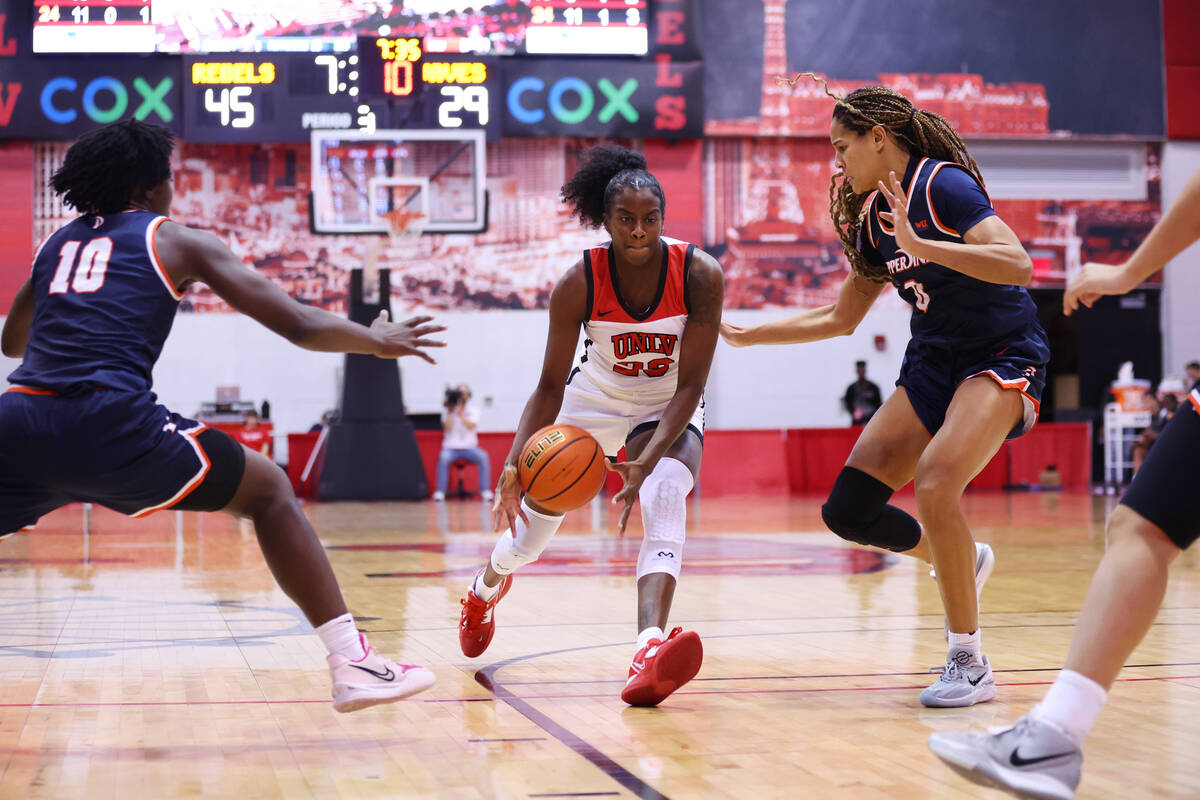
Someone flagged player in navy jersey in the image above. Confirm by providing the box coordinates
[722,83,1049,707]
[457,145,724,706]
[0,119,445,712]
[928,169,1200,799]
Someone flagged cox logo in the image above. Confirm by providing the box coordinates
[507,76,638,125]
[41,76,175,124]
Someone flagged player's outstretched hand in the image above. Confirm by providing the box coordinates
[370,310,446,362]
[607,459,649,536]
[1063,261,1137,316]
[877,171,925,258]
[719,320,751,347]
[491,464,528,536]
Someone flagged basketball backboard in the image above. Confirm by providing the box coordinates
[310,129,487,235]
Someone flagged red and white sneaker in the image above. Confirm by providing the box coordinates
[327,633,436,713]
[459,572,513,658]
[621,627,703,707]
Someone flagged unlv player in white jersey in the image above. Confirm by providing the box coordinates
[457,145,724,706]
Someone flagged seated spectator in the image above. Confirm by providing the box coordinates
[1132,391,1176,474]
[434,384,492,502]
[233,409,272,458]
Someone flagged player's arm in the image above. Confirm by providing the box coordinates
[501,261,588,469]
[0,278,33,358]
[877,171,1032,286]
[721,272,886,347]
[157,222,445,361]
[1065,166,1200,315]
[626,250,723,474]
[491,261,587,532]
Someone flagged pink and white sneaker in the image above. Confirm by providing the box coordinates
[327,633,436,713]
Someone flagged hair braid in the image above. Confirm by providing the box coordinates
[777,76,986,283]
[51,119,174,214]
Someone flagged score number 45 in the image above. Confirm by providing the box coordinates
[205,87,253,128]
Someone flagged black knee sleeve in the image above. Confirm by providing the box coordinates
[821,467,921,552]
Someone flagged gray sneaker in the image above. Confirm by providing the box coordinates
[928,715,1081,800]
[933,542,995,639]
[920,648,996,707]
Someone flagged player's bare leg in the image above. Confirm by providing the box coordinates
[222,447,347,625]
[1065,505,1180,689]
[222,446,434,710]
[915,377,1020,707]
[620,429,703,706]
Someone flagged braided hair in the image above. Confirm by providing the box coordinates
[50,119,175,215]
[560,144,665,229]
[778,75,985,282]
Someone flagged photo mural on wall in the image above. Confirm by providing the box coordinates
[703,0,1164,138]
[29,135,1162,313]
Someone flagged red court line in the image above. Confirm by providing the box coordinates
[6,674,1198,709]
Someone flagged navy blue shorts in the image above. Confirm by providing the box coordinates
[1121,393,1200,549]
[897,328,1050,440]
[0,387,245,537]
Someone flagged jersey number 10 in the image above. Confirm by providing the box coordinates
[48,238,113,295]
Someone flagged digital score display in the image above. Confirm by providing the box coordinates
[357,37,495,134]
[182,53,383,143]
[525,0,649,55]
[33,0,156,53]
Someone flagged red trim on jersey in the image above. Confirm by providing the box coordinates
[131,423,212,518]
[963,369,1041,438]
[146,216,183,301]
[587,240,691,324]
[1190,388,1200,414]
[926,162,961,237]
[5,385,57,396]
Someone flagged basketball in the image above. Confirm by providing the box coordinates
[517,425,606,513]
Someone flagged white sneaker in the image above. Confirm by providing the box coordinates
[327,634,436,712]
[481,489,494,502]
[432,491,445,502]
[933,542,995,638]
[928,715,1081,800]
[920,648,996,708]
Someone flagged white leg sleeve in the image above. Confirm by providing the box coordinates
[490,499,563,575]
[636,457,693,581]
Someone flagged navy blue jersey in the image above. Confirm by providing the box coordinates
[857,156,1040,347]
[8,210,181,393]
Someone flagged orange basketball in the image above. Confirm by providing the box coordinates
[517,424,606,513]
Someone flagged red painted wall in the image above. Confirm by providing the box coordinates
[0,141,33,312]
[1164,0,1200,138]
[642,138,703,246]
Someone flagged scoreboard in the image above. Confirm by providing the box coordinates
[31,0,651,56]
[357,37,495,133]
[183,53,385,143]
[526,0,649,55]
[7,4,705,142]
[34,0,156,53]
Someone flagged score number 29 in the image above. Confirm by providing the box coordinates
[438,86,488,128]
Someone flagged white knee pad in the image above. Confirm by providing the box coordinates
[636,457,694,580]
[490,499,563,574]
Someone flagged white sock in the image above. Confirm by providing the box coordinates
[637,626,665,651]
[948,629,982,660]
[1031,669,1108,746]
[316,613,366,660]
[472,571,499,602]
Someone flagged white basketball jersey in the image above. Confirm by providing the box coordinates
[571,237,695,405]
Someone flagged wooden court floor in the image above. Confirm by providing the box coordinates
[2,491,1199,799]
